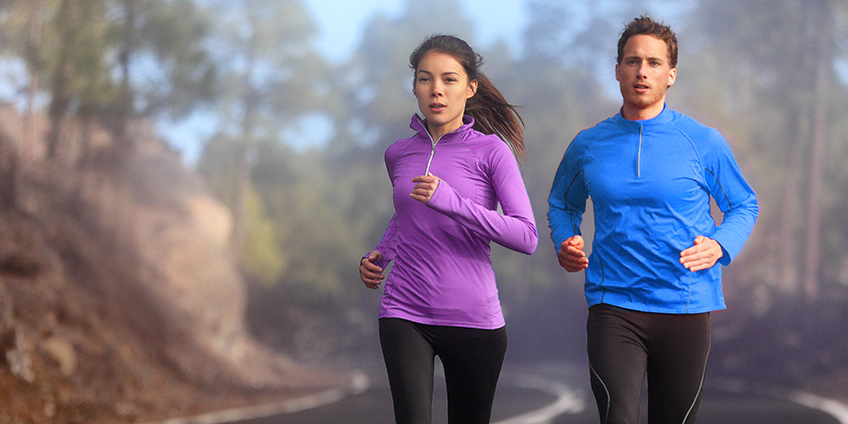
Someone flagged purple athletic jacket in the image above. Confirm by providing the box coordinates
[367,114,537,329]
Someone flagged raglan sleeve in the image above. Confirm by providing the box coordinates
[547,136,588,255]
[703,130,758,265]
[362,145,400,269]
[426,141,538,255]
[368,213,397,269]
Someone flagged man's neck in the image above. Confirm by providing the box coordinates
[621,102,665,121]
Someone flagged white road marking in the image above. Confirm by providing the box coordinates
[136,370,370,424]
[719,378,848,424]
[788,391,848,424]
[492,374,586,424]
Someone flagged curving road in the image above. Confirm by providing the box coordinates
[145,362,848,424]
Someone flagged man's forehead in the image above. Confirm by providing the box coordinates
[623,36,668,58]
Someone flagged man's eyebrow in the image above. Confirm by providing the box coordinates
[623,54,666,62]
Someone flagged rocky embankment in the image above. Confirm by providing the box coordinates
[0,106,343,423]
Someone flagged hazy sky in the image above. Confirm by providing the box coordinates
[303,0,528,62]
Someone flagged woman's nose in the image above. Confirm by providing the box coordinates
[430,81,443,96]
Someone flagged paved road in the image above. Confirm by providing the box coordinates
[157,362,848,424]
[234,386,843,424]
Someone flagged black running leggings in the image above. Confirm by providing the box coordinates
[587,304,711,424]
[379,318,508,424]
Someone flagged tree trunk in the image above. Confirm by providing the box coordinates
[23,0,43,164]
[230,147,250,259]
[802,0,834,300]
[46,61,72,163]
[230,95,258,259]
[229,12,260,262]
[46,0,80,163]
[778,106,804,293]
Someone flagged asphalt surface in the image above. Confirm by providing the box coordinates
[225,362,846,424]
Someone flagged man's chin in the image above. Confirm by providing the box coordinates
[625,94,663,109]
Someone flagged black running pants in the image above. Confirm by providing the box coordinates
[379,317,508,424]
[587,304,711,424]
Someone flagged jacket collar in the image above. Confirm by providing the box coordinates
[614,103,673,131]
[410,113,476,141]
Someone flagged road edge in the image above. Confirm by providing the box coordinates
[135,370,370,424]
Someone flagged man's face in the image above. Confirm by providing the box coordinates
[615,34,677,119]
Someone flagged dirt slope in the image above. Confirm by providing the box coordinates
[0,106,343,423]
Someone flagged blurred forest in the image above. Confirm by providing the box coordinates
[0,0,847,415]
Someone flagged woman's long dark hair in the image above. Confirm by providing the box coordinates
[409,34,525,158]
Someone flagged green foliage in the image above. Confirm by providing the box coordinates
[0,0,216,164]
[240,187,287,286]
[130,0,218,118]
[204,0,324,135]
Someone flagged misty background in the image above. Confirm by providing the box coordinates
[0,0,846,421]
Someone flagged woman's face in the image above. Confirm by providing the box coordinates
[414,51,477,141]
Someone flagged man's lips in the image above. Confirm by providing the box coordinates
[633,83,650,93]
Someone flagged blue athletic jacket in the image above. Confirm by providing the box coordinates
[547,105,758,313]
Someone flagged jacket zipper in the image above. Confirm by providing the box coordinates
[637,125,643,178]
[425,134,437,175]
[419,114,461,175]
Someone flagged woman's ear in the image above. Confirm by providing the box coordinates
[467,79,478,99]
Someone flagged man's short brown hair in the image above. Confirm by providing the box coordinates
[617,15,678,69]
